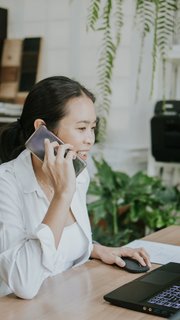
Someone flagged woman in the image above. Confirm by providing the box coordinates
[0,76,151,299]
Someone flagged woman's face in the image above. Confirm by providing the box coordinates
[56,95,97,161]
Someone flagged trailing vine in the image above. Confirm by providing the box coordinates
[87,0,124,142]
[87,0,179,141]
[151,1,159,98]
[135,0,155,101]
[87,0,101,30]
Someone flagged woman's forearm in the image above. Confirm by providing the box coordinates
[42,192,71,248]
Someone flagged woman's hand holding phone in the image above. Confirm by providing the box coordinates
[25,125,87,204]
[25,125,86,176]
[43,139,76,202]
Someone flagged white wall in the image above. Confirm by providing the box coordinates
[0,0,175,176]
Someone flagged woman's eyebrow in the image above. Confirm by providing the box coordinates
[76,119,97,124]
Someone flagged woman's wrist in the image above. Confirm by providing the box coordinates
[53,190,74,204]
[91,243,103,260]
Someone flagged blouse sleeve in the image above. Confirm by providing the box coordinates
[0,174,57,299]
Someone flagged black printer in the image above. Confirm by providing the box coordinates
[151,100,180,162]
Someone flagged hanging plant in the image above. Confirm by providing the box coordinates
[87,0,124,142]
[137,0,177,97]
[134,0,155,101]
[87,0,179,141]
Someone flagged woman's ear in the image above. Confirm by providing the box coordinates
[34,119,46,130]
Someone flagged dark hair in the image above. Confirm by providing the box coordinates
[0,76,95,163]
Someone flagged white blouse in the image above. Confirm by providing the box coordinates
[54,222,88,274]
[0,150,93,299]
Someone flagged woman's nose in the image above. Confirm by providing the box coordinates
[84,130,95,145]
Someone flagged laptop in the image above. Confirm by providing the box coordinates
[104,262,180,318]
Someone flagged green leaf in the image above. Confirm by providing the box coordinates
[87,0,101,31]
[93,157,115,191]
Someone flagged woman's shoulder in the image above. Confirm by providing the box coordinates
[0,159,14,178]
[0,150,36,200]
[0,160,20,195]
[0,149,31,181]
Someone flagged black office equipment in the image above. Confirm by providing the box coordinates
[151,100,180,162]
[18,37,41,92]
[122,257,149,273]
[0,8,8,61]
[104,262,180,318]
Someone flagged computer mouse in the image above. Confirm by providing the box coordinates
[122,257,150,273]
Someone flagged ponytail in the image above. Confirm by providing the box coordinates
[0,119,25,163]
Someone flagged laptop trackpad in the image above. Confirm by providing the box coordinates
[140,270,178,285]
[105,270,179,303]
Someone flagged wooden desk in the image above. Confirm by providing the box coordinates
[0,225,179,320]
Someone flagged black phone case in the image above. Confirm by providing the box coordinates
[25,125,86,177]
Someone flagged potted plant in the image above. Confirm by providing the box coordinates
[87,158,180,246]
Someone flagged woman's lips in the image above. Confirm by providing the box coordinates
[77,151,88,160]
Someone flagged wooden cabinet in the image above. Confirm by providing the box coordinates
[0,37,41,104]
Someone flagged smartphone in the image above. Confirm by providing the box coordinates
[25,125,86,177]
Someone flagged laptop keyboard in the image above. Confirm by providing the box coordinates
[148,285,180,309]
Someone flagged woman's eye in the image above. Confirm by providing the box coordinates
[91,126,96,131]
[78,127,86,131]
